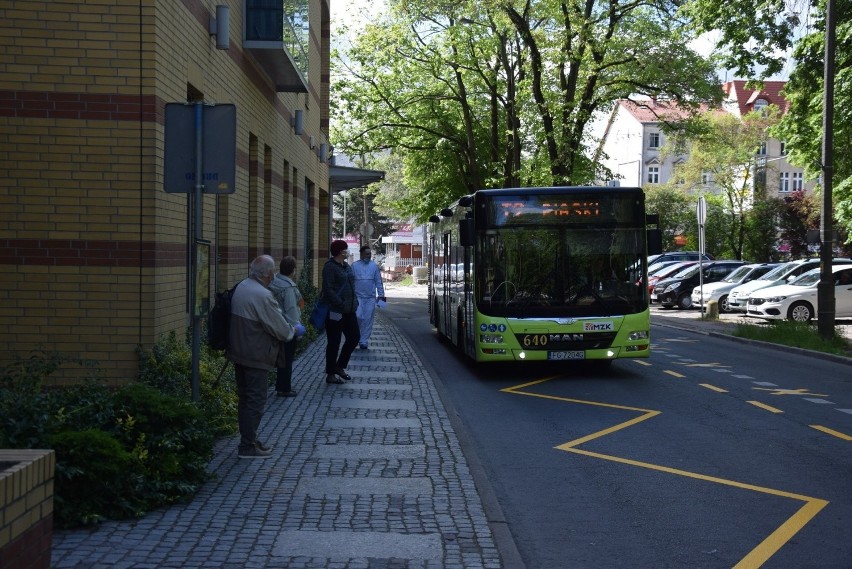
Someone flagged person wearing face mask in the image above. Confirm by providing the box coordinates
[321,240,360,384]
[352,245,385,350]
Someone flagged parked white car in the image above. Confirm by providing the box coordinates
[746,264,852,321]
[727,257,852,313]
[691,262,779,313]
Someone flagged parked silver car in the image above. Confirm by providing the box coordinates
[690,262,779,312]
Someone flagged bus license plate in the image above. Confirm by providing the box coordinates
[548,350,585,360]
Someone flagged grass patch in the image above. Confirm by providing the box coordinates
[733,320,852,357]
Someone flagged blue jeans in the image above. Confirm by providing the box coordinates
[235,364,268,451]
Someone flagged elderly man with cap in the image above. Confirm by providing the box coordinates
[321,240,360,384]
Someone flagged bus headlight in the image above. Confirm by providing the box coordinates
[628,330,649,341]
[479,334,504,344]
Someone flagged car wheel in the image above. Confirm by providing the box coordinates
[677,294,693,309]
[719,295,730,313]
[787,301,814,322]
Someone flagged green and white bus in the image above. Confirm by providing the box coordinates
[428,186,661,364]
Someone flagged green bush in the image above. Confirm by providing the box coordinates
[1,350,219,529]
[137,331,238,437]
[49,429,137,528]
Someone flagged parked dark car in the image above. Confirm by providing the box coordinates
[646,261,698,301]
[652,260,747,309]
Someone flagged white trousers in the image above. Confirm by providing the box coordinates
[355,296,377,345]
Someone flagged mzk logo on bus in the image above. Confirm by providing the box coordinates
[583,322,614,331]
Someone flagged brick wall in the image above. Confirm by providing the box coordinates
[0,0,331,382]
[0,450,55,569]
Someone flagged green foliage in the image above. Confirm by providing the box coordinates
[664,108,782,260]
[744,197,786,262]
[297,259,322,345]
[332,186,394,246]
[49,429,137,527]
[111,383,213,503]
[734,321,852,357]
[137,331,237,437]
[333,0,721,221]
[644,186,693,251]
[1,349,219,529]
[772,0,852,247]
[681,0,801,79]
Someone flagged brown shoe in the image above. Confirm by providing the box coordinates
[326,374,345,384]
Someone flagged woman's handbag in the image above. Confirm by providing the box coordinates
[309,300,330,330]
[309,282,345,331]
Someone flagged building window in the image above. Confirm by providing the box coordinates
[649,132,660,148]
[754,98,769,114]
[702,171,713,185]
[647,166,660,184]
[757,141,767,156]
[779,172,790,192]
[780,142,787,156]
[792,172,803,191]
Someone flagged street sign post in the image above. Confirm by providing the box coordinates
[697,196,707,314]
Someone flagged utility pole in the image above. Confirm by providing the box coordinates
[818,0,836,339]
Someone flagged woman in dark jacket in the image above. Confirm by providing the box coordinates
[322,240,360,383]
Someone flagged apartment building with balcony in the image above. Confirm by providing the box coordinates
[598,81,814,198]
[0,0,345,382]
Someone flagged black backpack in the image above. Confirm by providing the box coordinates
[207,283,239,351]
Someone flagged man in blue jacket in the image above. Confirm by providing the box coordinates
[229,255,304,458]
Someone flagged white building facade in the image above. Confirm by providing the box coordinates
[598,81,814,198]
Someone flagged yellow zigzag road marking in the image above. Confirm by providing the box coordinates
[501,378,829,569]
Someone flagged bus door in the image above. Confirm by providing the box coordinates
[441,232,453,339]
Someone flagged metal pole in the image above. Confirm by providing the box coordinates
[817,0,836,339]
[363,188,369,248]
[191,101,203,402]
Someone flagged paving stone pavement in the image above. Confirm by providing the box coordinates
[50,295,501,569]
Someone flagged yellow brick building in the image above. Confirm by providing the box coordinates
[0,0,335,382]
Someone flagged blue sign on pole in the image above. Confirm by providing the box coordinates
[164,103,236,194]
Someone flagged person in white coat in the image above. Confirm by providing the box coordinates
[352,245,385,349]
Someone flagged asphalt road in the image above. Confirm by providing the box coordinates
[383,286,852,569]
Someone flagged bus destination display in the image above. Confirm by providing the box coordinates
[490,196,605,225]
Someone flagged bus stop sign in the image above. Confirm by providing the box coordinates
[164,103,236,194]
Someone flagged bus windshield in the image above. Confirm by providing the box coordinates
[475,225,647,318]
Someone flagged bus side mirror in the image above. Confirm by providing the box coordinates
[647,229,662,255]
[459,218,474,247]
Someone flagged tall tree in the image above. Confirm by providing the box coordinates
[771,0,852,245]
[332,0,721,222]
[332,188,394,249]
[684,0,852,245]
[663,107,782,260]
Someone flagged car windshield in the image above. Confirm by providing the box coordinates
[758,262,795,281]
[672,264,699,278]
[649,261,678,274]
[791,269,821,287]
[722,265,751,283]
